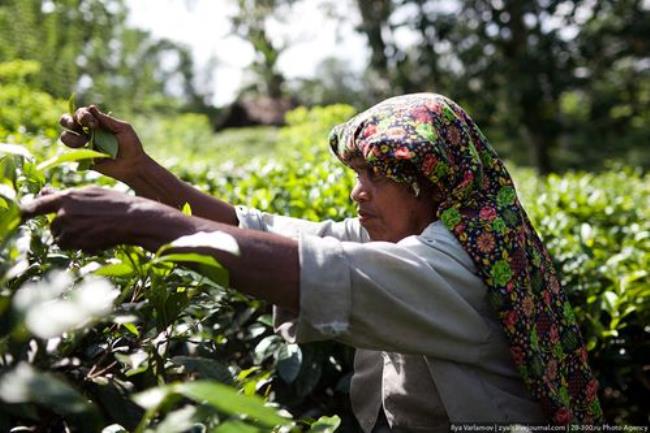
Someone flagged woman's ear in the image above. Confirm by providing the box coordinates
[415,175,442,203]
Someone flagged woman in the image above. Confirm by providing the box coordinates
[23,93,602,430]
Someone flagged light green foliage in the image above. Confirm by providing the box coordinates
[0,60,66,139]
[0,0,206,114]
[514,165,650,345]
[513,165,649,422]
[135,113,280,165]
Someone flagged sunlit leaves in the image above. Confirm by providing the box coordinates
[0,363,102,431]
[307,415,341,433]
[168,230,240,256]
[13,271,118,339]
[37,148,111,171]
[132,381,290,430]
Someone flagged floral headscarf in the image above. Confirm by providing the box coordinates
[329,93,602,424]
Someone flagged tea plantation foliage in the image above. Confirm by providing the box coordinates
[1,69,649,430]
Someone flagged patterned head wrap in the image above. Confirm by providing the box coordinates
[329,93,603,424]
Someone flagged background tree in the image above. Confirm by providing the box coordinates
[348,0,650,173]
[230,0,296,99]
[0,0,208,115]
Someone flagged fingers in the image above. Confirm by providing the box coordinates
[20,192,66,220]
[38,186,58,197]
[73,107,98,129]
[59,113,89,148]
[88,105,129,133]
[60,130,89,148]
[52,216,117,253]
[59,113,84,133]
[63,105,129,134]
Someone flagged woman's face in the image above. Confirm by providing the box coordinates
[349,158,437,242]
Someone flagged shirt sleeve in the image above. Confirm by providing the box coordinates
[275,225,494,364]
[235,205,370,242]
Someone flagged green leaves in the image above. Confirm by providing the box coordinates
[153,252,229,287]
[132,381,289,430]
[0,363,91,413]
[0,363,102,431]
[92,128,119,159]
[276,343,302,384]
[0,191,20,244]
[307,415,341,432]
[37,148,111,171]
[170,356,234,384]
[68,92,76,116]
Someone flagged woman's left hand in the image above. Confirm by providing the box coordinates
[21,186,195,252]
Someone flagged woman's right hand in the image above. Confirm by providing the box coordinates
[59,105,149,183]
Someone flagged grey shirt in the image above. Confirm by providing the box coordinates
[235,206,545,431]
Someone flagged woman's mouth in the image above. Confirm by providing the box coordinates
[358,210,376,223]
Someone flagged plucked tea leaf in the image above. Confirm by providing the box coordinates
[93,128,119,159]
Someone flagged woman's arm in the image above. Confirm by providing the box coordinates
[123,154,238,225]
[21,187,299,312]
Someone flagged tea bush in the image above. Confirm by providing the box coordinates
[0,100,356,432]
[0,84,648,431]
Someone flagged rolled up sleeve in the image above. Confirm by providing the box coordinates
[235,205,369,242]
[278,232,492,363]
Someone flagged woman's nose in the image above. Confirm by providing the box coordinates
[350,181,370,203]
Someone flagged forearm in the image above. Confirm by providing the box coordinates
[124,155,238,225]
[138,212,300,313]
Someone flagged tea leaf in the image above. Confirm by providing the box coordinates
[173,381,288,428]
[68,92,76,116]
[170,356,234,384]
[94,262,134,278]
[213,420,264,433]
[37,149,110,171]
[0,362,95,415]
[307,415,341,433]
[154,252,229,286]
[276,343,302,384]
[93,128,119,159]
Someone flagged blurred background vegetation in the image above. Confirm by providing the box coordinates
[1,0,648,172]
[0,0,649,431]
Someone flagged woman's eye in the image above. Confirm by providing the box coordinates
[367,169,382,182]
